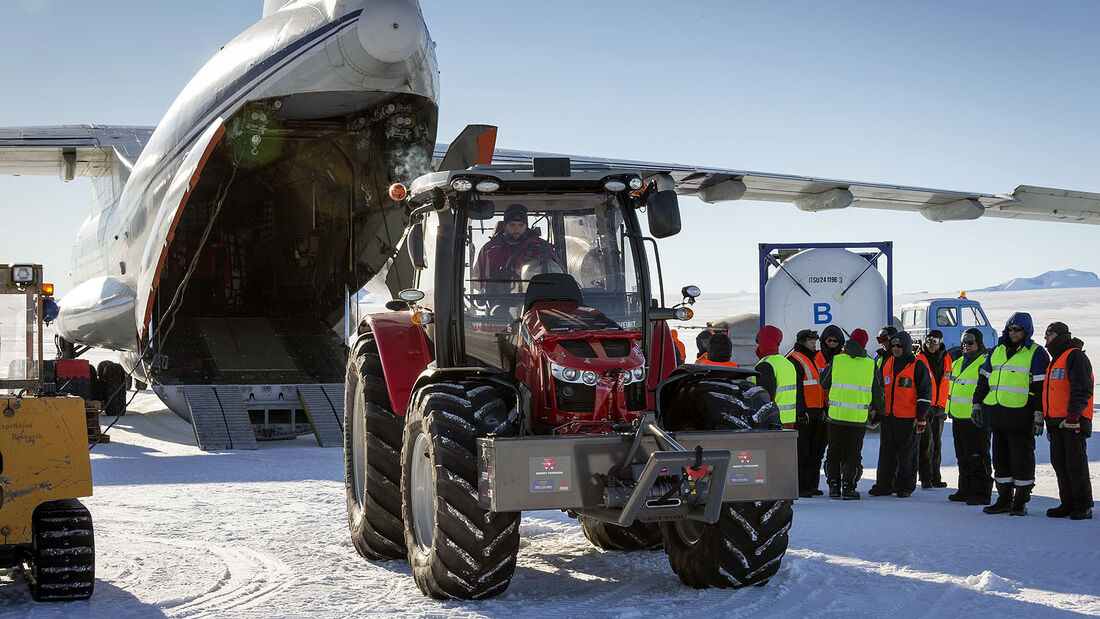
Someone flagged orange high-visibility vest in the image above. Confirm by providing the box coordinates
[1043,349,1095,420]
[788,350,824,408]
[882,356,922,419]
[916,353,952,409]
[699,358,739,368]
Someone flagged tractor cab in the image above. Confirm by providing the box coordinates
[401,161,690,432]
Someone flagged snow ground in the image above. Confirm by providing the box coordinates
[2,289,1098,617]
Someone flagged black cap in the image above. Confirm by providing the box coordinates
[504,204,528,223]
[1046,321,1070,336]
[927,329,944,339]
[796,329,818,342]
[877,326,898,340]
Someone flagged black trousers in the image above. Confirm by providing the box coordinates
[874,416,919,493]
[991,426,1035,485]
[825,423,866,484]
[952,418,993,501]
[797,410,829,491]
[1047,418,1094,511]
[919,411,946,485]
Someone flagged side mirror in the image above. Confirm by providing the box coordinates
[408,223,427,269]
[647,189,681,238]
[468,199,495,220]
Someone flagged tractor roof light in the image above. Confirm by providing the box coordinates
[603,179,627,192]
[474,180,500,193]
[42,283,54,297]
[628,176,644,191]
[11,264,34,285]
[451,178,473,192]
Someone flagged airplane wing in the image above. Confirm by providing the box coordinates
[432,142,1100,225]
[0,125,154,179]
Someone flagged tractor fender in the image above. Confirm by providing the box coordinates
[361,312,432,415]
[654,364,760,416]
[409,367,523,426]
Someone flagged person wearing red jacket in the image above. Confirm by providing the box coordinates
[1042,322,1094,520]
[472,204,564,293]
[917,329,952,489]
[869,331,933,498]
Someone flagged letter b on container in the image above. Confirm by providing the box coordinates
[813,303,832,325]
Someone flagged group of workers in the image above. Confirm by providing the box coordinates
[674,312,1094,520]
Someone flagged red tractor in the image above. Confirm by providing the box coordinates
[343,157,797,599]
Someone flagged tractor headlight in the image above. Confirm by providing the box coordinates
[628,176,644,191]
[581,370,598,385]
[603,179,627,192]
[11,264,34,285]
[451,178,473,192]
[631,367,645,383]
[475,180,500,192]
[561,367,578,381]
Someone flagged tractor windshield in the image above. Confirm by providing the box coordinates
[462,193,643,367]
[0,288,40,386]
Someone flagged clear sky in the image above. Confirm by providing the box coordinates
[2,0,1099,297]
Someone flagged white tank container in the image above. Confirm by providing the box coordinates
[763,248,887,353]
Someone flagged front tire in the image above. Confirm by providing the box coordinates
[96,360,127,416]
[401,382,520,600]
[344,335,406,560]
[660,375,792,588]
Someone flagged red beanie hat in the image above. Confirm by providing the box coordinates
[849,328,868,348]
[755,325,783,359]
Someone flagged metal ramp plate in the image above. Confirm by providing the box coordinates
[183,386,231,451]
[213,387,259,450]
[298,385,342,447]
[320,383,345,429]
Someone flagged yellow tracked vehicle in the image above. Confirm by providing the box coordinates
[0,264,94,601]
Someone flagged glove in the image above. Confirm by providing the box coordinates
[915,419,927,434]
[796,411,810,425]
[1061,412,1082,433]
[971,404,984,428]
[1032,411,1044,437]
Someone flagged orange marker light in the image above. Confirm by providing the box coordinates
[42,283,54,296]
[388,183,408,201]
[682,307,694,320]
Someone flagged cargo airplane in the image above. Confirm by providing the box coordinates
[2,0,1097,448]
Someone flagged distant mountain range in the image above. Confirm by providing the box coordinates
[977,269,1100,291]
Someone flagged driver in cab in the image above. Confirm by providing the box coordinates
[473,204,564,292]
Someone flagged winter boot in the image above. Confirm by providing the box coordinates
[841,482,860,500]
[868,485,893,497]
[828,480,841,499]
[948,491,966,502]
[1046,504,1071,518]
[1009,484,1032,516]
[983,482,1014,514]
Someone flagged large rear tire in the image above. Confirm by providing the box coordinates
[579,516,663,551]
[660,375,792,588]
[401,382,520,600]
[343,335,406,560]
[96,360,127,416]
[23,499,95,601]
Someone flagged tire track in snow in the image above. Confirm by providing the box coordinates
[98,534,291,618]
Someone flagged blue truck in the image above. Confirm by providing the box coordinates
[897,294,998,352]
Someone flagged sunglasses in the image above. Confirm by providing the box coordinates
[925,337,942,344]
[825,338,840,344]
[1007,326,1025,333]
[890,344,903,349]
[961,338,977,345]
